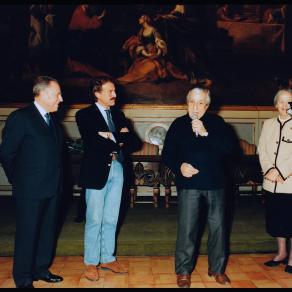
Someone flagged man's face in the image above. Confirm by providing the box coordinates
[187,93,209,119]
[95,82,117,109]
[39,81,63,113]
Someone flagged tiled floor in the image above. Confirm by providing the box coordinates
[1,254,292,288]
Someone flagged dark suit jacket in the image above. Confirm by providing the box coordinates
[0,104,64,199]
[75,104,139,190]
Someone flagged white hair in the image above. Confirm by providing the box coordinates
[186,87,211,106]
[274,89,292,106]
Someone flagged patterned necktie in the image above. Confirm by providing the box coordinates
[45,113,51,126]
[105,109,124,163]
[105,110,116,132]
[44,112,56,139]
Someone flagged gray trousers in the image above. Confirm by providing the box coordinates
[175,189,227,275]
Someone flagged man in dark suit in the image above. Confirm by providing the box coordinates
[0,76,64,288]
[75,76,137,281]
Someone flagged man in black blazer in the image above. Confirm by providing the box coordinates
[0,76,64,288]
[75,76,137,281]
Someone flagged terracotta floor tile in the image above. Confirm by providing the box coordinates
[129,266,152,276]
[252,256,274,264]
[59,269,83,277]
[264,269,292,280]
[225,272,249,281]
[0,270,12,279]
[190,282,206,288]
[154,283,179,288]
[129,260,152,276]
[0,262,13,270]
[0,257,12,262]
[0,254,290,288]
[153,274,177,285]
[78,276,104,288]
[125,256,151,262]
[128,284,155,288]
[252,280,282,288]
[225,265,243,274]
[274,278,292,288]
[53,276,81,288]
[196,272,216,282]
[63,261,86,270]
[103,274,129,288]
[236,257,256,265]
[151,261,174,274]
[51,262,66,269]
[195,265,209,273]
[128,274,154,286]
[204,282,232,288]
[239,264,265,273]
[0,278,15,288]
[65,256,84,263]
[244,272,271,281]
[52,256,68,264]
[230,280,257,288]
[34,281,53,288]
[191,274,203,282]
[0,279,7,287]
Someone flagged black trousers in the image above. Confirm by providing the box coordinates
[175,189,227,275]
[13,195,59,286]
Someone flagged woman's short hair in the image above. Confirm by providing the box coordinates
[89,76,116,101]
[186,87,211,106]
[274,89,292,106]
[33,76,58,97]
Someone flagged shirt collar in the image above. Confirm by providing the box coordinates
[34,100,48,118]
[95,102,110,113]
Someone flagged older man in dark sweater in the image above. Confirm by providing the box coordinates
[162,87,234,288]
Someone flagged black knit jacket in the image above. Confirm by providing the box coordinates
[162,112,235,190]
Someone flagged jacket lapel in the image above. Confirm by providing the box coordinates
[30,104,61,146]
[92,104,111,131]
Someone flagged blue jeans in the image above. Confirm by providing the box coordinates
[84,160,124,265]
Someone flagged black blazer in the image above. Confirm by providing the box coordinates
[76,104,138,190]
[0,104,63,199]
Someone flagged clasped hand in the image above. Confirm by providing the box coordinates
[265,168,284,184]
[98,127,129,142]
[191,119,207,137]
[180,163,199,178]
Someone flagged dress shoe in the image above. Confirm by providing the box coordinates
[177,274,191,288]
[285,265,292,274]
[16,283,34,288]
[84,265,99,281]
[34,272,63,283]
[208,270,231,285]
[99,260,128,274]
[264,258,288,267]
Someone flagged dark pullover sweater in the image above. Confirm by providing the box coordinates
[161,112,235,190]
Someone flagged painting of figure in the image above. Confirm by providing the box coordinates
[0,4,291,106]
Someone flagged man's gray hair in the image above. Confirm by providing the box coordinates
[186,87,211,106]
[33,76,58,97]
[273,89,292,107]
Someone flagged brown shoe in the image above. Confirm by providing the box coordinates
[177,274,191,288]
[84,265,99,281]
[99,260,128,274]
[208,270,231,285]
